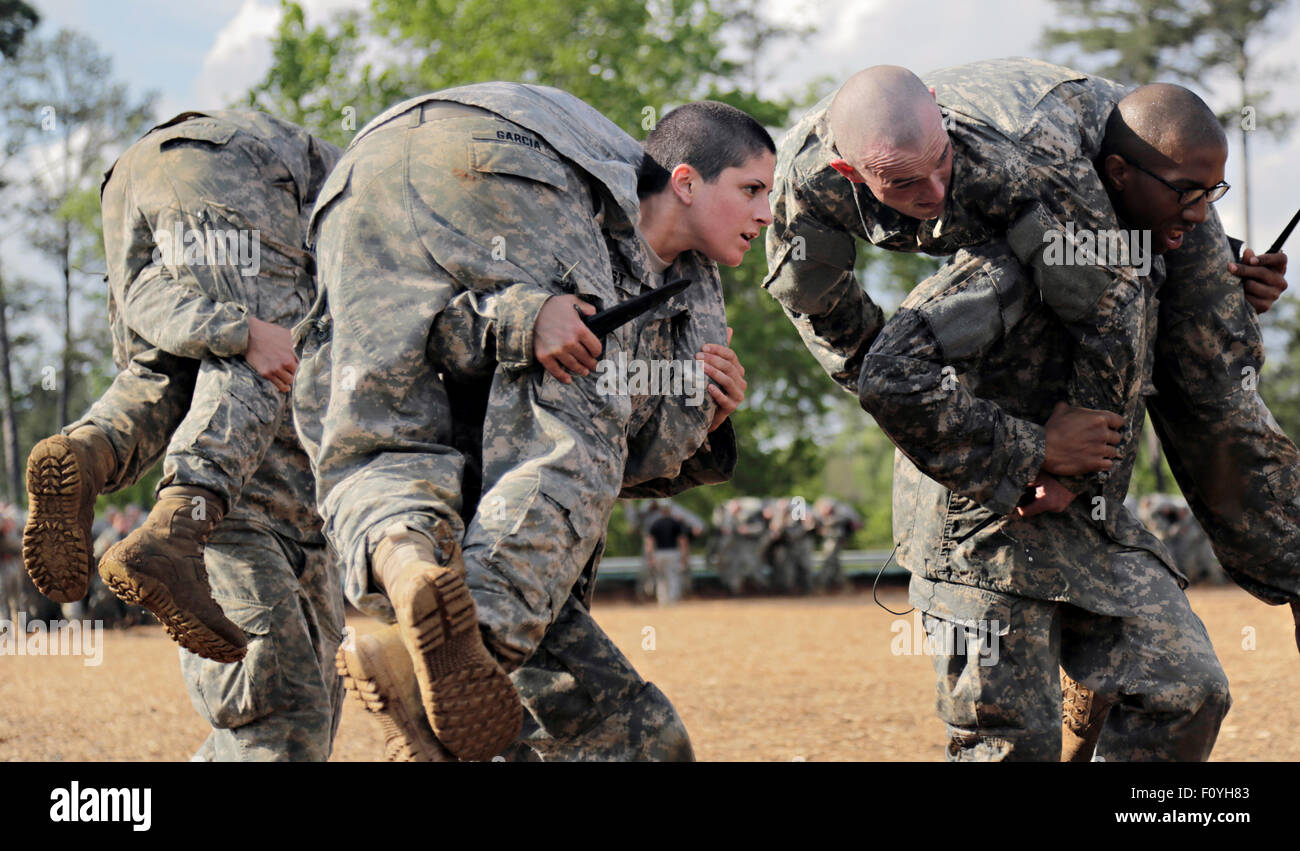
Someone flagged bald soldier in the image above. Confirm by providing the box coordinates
[765,58,1300,653]
[295,89,766,759]
[860,85,1233,761]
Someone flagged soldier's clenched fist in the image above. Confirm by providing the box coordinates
[533,294,603,383]
[1042,401,1123,476]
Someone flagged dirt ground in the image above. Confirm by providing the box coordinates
[0,584,1295,761]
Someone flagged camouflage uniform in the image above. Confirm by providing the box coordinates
[708,497,766,594]
[812,497,861,591]
[72,111,338,511]
[859,244,1230,761]
[294,85,736,760]
[764,497,816,593]
[70,111,345,760]
[764,58,1300,615]
[1146,208,1300,606]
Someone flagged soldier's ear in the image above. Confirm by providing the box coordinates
[829,158,866,183]
[670,163,701,203]
[1102,154,1128,192]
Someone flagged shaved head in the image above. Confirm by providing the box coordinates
[828,66,944,166]
[1102,83,1226,166]
[1099,83,1229,254]
[826,65,953,219]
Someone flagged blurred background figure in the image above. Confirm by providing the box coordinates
[641,500,693,605]
[1138,494,1228,586]
[812,497,863,593]
[711,497,769,595]
[763,497,817,594]
[2,500,59,624]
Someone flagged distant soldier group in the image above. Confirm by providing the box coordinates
[629,495,862,600]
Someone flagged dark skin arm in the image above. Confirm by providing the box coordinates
[1019,401,1122,518]
[1021,251,1286,516]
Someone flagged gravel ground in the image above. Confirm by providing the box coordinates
[0,585,1294,761]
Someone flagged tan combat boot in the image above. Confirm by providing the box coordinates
[23,427,117,603]
[1061,670,1113,762]
[98,485,247,662]
[336,624,453,761]
[374,523,522,761]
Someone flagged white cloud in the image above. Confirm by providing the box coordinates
[189,0,284,109]
[186,0,370,111]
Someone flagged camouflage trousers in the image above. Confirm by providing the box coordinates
[67,348,283,511]
[74,125,313,509]
[504,592,694,761]
[184,519,345,761]
[911,563,1230,762]
[64,326,341,761]
[768,537,813,593]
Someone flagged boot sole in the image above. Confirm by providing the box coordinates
[98,554,246,664]
[22,437,94,604]
[395,567,521,761]
[336,633,447,762]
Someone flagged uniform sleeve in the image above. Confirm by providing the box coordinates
[429,281,555,378]
[857,275,1046,516]
[620,419,738,498]
[763,167,885,395]
[120,262,251,359]
[1148,208,1300,604]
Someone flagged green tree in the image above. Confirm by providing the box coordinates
[1190,0,1296,247]
[1042,0,1201,84]
[11,30,154,430]
[0,0,37,60]
[1042,0,1295,246]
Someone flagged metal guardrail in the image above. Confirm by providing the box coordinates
[594,549,903,583]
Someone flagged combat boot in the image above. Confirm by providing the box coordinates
[374,523,522,761]
[1061,670,1112,762]
[336,624,453,761]
[98,485,247,662]
[23,427,117,603]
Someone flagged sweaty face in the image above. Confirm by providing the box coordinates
[1114,143,1227,254]
[686,150,776,266]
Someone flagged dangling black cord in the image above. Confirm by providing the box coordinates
[871,543,914,616]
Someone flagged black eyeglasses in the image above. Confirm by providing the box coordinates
[1121,156,1230,206]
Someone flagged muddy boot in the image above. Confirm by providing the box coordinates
[99,485,247,662]
[374,523,522,761]
[1061,670,1112,762]
[336,624,453,762]
[23,427,117,603]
